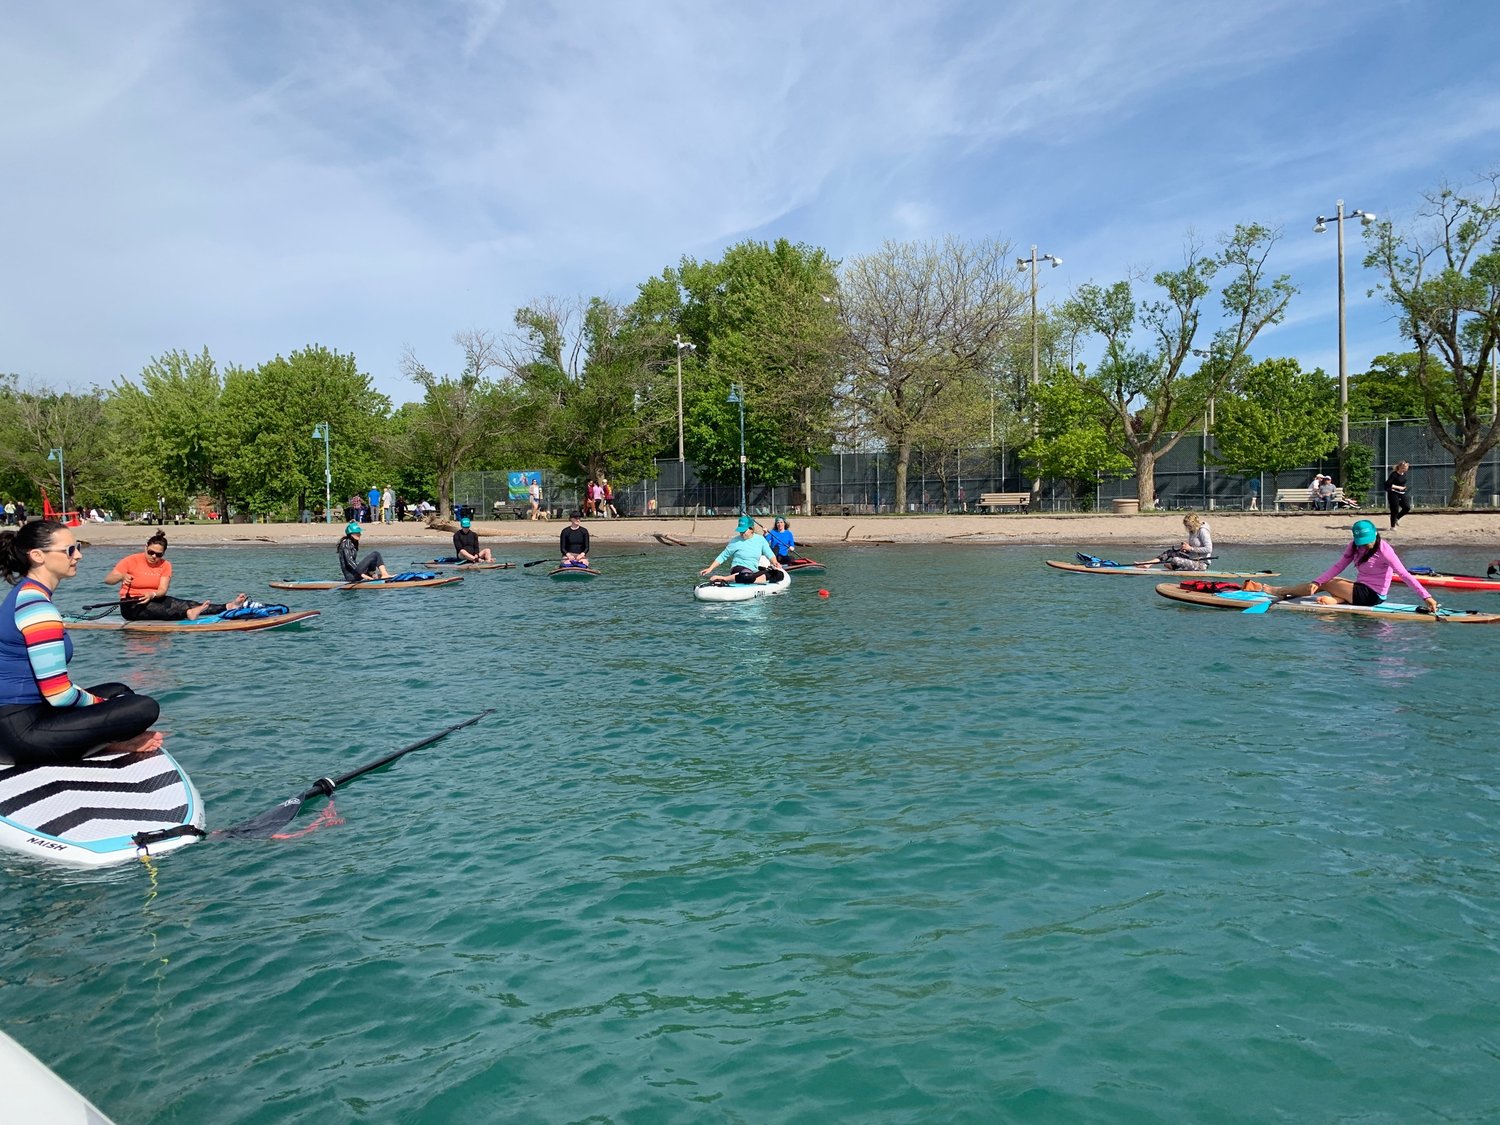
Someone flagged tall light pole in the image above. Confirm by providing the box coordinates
[674,335,695,464]
[1315,200,1376,485]
[47,447,65,518]
[311,423,332,523]
[727,383,747,515]
[1017,245,1062,500]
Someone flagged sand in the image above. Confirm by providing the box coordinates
[62,510,1500,553]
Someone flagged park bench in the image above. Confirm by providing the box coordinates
[1274,487,1344,510]
[977,491,1030,513]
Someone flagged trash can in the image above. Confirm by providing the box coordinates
[452,503,474,520]
[1111,498,1140,515]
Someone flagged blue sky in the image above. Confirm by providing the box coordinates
[3,0,1498,405]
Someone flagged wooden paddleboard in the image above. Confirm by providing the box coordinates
[547,566,601,581]
[269,576,463,590]
[783,558,827,574]
[1154,582,1500,623]
[65,610,321,633]
[1048,560,1279,578]
[425,560,514,570]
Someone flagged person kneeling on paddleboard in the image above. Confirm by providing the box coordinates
[559,512,590,567]
[104,532,249,621]
[452,517,492,564]
[338,523,392,582]
[1244,519,1438,613]
[765,516,796,567]
[700,516,785,586]
[0,521,162,766]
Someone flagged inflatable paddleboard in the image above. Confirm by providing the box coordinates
[0,1030,118,1124]
[0,746,205,867]
[64,610,321,633]
[693,570,792,602]
[1154,582,1500,623]
[1394,570,1500,592]
[268,576,462,590]
[547,566,601,581]
[1048,559,1279,578]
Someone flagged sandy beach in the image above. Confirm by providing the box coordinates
[63,509,1500,551]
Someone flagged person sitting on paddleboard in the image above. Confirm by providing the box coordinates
[559,512,590,567]
[764,516,796,566]
[104,532,249,621]
[452,517,492,564]
[0,520,162,765]
[338,522,392,582]
[700,516,785,585]
[1136,513,1213,571]
[1245,519,1438,613]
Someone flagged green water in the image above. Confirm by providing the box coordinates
[3,542,1499,1123]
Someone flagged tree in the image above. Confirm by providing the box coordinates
[839,237,1027,508]
[1064,225,1295,506]
[1209,357,1338,491]
[0,377,118,514]
[1348,352,1457,421]
[402,331,514,516]
[1021,372,1132,507]
[1364,173,1500,505]
[107,348,231,515]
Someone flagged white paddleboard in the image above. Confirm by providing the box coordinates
[0,746,205,867]
[0,1029,118,1124]
[693,570,792,602]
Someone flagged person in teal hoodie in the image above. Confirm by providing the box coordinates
[701,516,782,585]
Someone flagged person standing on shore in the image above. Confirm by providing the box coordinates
[382,486,395,524]
[1384,461,1412,530]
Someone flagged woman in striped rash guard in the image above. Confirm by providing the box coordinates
[0,520,161,765]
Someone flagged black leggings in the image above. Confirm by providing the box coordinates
[120,595,228,621]
[1387,490,1411,527]
[0,683,160,766]
[344,550,385,580]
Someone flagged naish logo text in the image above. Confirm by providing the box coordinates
[27,836,66,851]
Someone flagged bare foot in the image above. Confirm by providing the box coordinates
[185,601,213,620]
[226,593,248,610]
[102,730,164,754]
[1243,580,1267,592]
[1315,595,1339,605]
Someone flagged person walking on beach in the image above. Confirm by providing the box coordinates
[1244,519,1437,613]
[1384,461,1412,530]
[528,477,545,520]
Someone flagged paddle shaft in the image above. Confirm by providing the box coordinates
[304,708,493,798]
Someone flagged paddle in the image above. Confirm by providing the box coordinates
[521,558,554,567]
[217,709,494,839]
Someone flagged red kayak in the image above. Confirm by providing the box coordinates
[1394,570,1500,592]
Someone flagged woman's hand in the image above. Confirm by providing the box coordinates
[1422,596,1439,614]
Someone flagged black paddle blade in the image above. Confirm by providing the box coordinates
[215,797,303,840]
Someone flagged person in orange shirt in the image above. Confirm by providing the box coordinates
[103,532,247,621]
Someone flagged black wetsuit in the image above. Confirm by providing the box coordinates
[338,536,384,581]
[453,528,481,559]
[559,524,590,557]
[120,595,230,621]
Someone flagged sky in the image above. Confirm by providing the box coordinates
[3,0,1499,406]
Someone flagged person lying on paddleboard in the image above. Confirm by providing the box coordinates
[104,532,249,621]
[701,516,786,586]
[559,511,590,567]
[0,520,162,765]
[1244,519,1438,613]
[764,516,796,567]
[452,517,493,564]
[338,522,392,582]
[1135,513,1213,571]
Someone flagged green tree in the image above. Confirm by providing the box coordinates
[1209,357,1338,492]
[1348,352,1457,421]
[1364,173,1500,505]
[0,377,118,515]
[839,237,1027,509]
[1022,372,1132,506]
[1064,224,1295,507]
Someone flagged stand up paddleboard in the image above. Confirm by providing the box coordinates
[64,610,321,633]
[425,559,514,570]
[783,557,827,575]
[0,746,205,867]
[268,576,462,591]
[1048,559,1279,578]
[1395,570,1500,592]
[693,570,792,602]
[547,566,601,581]
[1154,582,1500,624]
[0,1030,118,1124]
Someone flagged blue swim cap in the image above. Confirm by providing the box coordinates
[1351,519,1377,546]
[737,516,754,533]
[460,517,471,528]
[345,521,362,536]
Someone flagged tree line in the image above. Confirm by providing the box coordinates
[3,172,1496,518]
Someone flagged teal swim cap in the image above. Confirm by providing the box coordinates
[460,517,471,528]
[345,521,362,536]
[1351,519,1377,546]
[737,516,754,532]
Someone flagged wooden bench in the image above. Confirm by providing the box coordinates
[1274,487,1344,510]
[977,491,1030,513]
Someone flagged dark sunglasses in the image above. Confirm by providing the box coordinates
[145,549,166,559]
[43,544,85,558]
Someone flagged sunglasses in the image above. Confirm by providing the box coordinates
[145,550,166,559]
[43,544,85,558]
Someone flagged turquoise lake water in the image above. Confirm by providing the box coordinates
[2,539,1499,1123]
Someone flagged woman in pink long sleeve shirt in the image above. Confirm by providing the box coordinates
[1248,519,1439,613]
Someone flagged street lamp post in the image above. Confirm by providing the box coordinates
[674,336,695,464]
[726,383,747,515]
[311,423,332,523]
[1315,200,1376,485]
[1017,245,1062,502]
[47,447,65,518]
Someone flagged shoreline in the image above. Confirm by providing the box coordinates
[59,510,1500,550]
